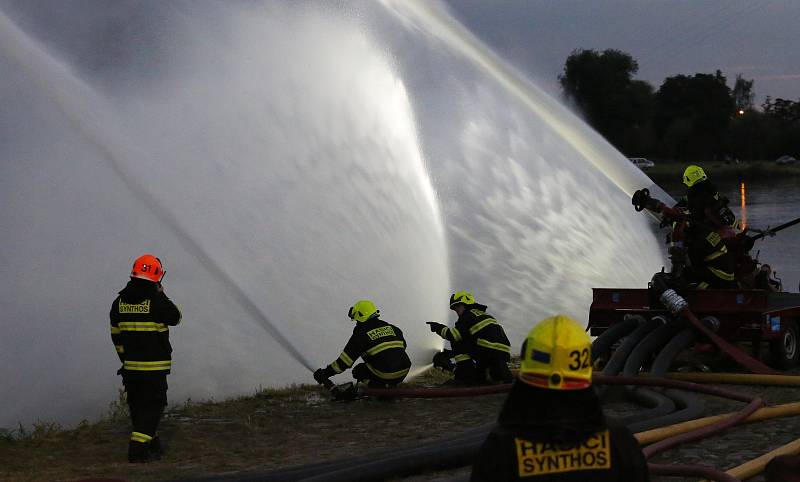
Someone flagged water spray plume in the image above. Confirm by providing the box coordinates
[380,0,672,203]
[0,4,449,427]
[0,10,316,372]
[1,2,663,428]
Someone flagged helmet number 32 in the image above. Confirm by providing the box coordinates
[568,348,590,370]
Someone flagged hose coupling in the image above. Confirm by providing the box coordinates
[660,289,688,315]
[702,316,720,332]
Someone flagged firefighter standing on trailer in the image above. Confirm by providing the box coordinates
[428,291,512,384]
[110,254,182,463]
[632,165,739,289]
[680,165,739,289]
[471,315,649,481]
[314,300,411,388]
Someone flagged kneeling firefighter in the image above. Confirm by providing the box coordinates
[428,291,512,384]
[314,300,411,389]
[470,315,649,481]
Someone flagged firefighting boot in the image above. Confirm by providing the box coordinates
[148,435,164,460]
[128,440,150,463]
[448,361,480,385]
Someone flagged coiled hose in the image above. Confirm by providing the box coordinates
[625,325,705,433]
[616,319,685,426]
[600,317,677,426]
[591,314,641,364]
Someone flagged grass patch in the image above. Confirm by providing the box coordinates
[105,388,130,423]
[0,372,506,482]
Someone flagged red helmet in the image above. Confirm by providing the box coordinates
[130,254,165,282]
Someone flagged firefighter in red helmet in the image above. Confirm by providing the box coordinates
[110,254,182,462]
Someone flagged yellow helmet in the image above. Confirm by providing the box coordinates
[519,315,592,390]
[449,291,476,308]
[348,300,379,323]
[682,165,708,187]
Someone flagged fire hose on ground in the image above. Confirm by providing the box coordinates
[326,376,763,482]
[182,290,795,482]
[636,401,800,445]
[175,373,797,482]
[720,437,800,480]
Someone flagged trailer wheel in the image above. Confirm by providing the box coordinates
[770,319,799,370]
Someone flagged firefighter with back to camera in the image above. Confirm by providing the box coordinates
[314,300,411,389]
[110,254,182,463]
[470,315,649,481]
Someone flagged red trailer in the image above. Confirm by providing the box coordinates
[588,288,800,369]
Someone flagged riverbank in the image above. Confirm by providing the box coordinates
[642,159,800,185]
[0,370,502,482]
[2,368,800,482]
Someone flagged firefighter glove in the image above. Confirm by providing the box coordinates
[427,321,446,333]
[313,368,327,385]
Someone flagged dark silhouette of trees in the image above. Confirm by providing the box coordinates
[654,71,734,159]
[761,97,800,158]
[559,49,654,155]
[558,49,799,161]
[763,97,800,124]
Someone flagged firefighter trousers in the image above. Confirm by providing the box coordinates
[124,377,168,442]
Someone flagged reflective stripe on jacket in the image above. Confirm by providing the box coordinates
[454,306,511,357]
[325,318,411,382]
[110,279,181,378]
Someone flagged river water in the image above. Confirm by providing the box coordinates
[660,176,800,292]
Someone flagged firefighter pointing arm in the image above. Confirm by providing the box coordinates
[428,291,512,385]
[314,300,411,389]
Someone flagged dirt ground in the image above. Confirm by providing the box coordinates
[1,369,799,482]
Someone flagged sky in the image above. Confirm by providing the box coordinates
[444,0,800,105]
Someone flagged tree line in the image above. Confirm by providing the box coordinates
[559,48,800,161]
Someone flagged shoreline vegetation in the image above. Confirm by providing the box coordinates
[640,159,800,185]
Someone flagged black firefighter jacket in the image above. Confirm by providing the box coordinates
[471,382,649,482]
[435,304,511,361]
[110,278,182,379]
[323,318,411,382]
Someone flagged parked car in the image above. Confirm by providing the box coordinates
[628,157,655,169]
[775,155,798,165]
